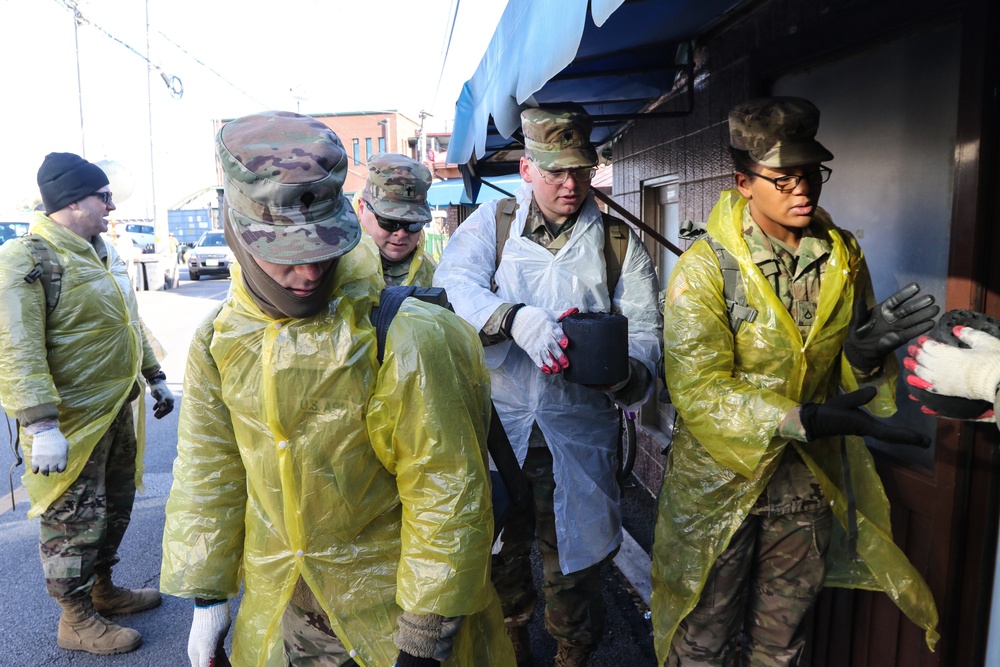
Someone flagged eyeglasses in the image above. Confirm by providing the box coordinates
[742,166,832,193]
[91,191,114,205]
[531,162,597,186]
[364,200,424,234]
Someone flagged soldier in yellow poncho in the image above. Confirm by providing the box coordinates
[651,98,940,666]
[159,111,513,667]
[356,153,437,288]
[0,152,174,656]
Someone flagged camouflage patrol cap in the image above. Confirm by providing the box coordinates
[728,97,834,168]
[217,110,361,265]
[362,153,432,223]
[521,106,598,171]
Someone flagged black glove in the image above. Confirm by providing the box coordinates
[799,387,930,447]
[395,651,439,667]
[843,283,938,374]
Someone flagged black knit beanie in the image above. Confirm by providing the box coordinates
[36,152,110,215]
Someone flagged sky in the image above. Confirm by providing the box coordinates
[0,0,507,219]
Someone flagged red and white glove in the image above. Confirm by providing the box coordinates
[905,326,1000,404]
[510,306,571,374]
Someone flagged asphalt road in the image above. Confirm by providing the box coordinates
[0,269,658,666]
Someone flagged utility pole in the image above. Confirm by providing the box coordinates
[69,0,86,156]
[418,110,432,162]
[146,0,159,246]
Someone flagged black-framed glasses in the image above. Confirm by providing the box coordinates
[364,200,424,234]
[91,191,114,205]
[742,166,832,193]
[531,161,597,186]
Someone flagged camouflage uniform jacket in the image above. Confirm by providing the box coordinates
[0,213,157,517]
[741,205,830,516]
[650,191,939,663]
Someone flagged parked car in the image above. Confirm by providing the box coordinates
[186,229,235,280]
[0,221,29,245]
[125,222,157,254]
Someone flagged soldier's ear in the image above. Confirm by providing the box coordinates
[519,157,534,183]
[734,171,753,199]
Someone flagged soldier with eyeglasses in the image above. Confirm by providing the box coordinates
[434,105,661,666]
[357,153,436,287]
[0,152,174,655]
[650,96,939,665]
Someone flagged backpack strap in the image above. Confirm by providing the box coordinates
[371,285,454,363]
[705,234,757,334]
[22,234,63,316]
[369,283,529,541]
[492,197,519,292]
[602,214,628,299]
[492,197,629,301]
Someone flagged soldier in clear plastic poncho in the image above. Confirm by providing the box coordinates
[650,98,940,666]
[434,105,662,666]
[159,111,513,667]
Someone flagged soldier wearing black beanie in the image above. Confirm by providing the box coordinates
[36,152,110,215]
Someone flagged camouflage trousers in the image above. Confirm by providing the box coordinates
[281,581,358,667]
[668,506,832,667]
[39,402,137,602]
[491,446,609,649]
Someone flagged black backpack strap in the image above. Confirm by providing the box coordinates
[370,283,529,541]
[22,234,63,316]
[370,285,418,364]
[705,234,757,334]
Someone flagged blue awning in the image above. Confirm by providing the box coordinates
[427,174,523,206]
[449,0,745,176]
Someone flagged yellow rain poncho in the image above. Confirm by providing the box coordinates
[358,232,437,287]
[160,246,512,667]
[650,191,938,663]
[401,240,437,287]
[0,213,156,518]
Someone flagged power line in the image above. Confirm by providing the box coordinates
[52,0,183,98]
[156,31,268,108]
[430,0,461,111]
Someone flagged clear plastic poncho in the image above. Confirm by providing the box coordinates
[0,213,155,517]
[434,183,662,574]
[650,191,939,663]
[160,247,513,667]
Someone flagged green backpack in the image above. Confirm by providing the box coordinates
[21,234,63,316]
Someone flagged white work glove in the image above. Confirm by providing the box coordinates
[905,326,1000,403]
[188,600,231,667]
[29,426,69,476]
[509,306,570,374]
[149,381,175,419]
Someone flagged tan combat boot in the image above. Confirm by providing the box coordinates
[506,624,534,666]
[56,598,142,655]
[91,573,161,615]
[554,641,591,667]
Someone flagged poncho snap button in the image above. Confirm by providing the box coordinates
[273,322,282,329]
[278,440,288,449]
[295,549,304,557]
